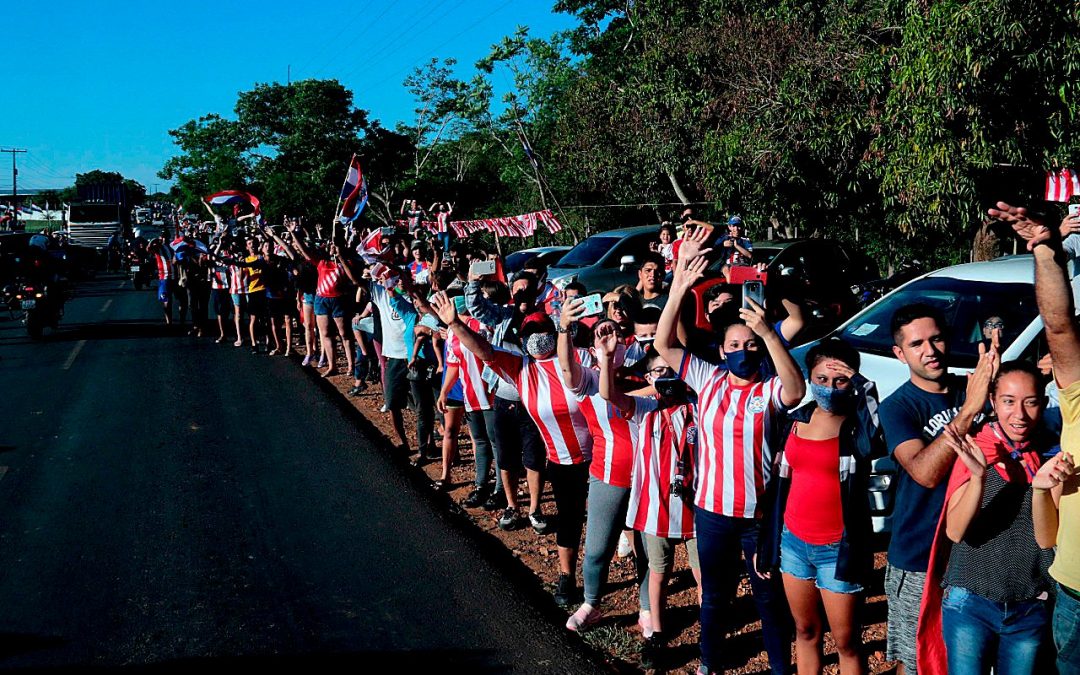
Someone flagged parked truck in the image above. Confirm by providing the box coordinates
[66,183,131,250]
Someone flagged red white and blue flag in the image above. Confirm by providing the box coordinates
[205,190,261,216]
[1046,169,1080,202]
[339,155,369,223]
[357,228,389,264]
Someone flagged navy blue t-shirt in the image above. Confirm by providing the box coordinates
[879,376,966,572]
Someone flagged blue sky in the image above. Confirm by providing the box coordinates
[1,0,577,194]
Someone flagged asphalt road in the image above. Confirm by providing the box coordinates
[0,276,600,673]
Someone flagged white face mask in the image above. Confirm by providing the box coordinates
[525,333,557,358]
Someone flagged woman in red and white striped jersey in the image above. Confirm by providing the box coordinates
[432,292,591,610]
[655,228,805,675]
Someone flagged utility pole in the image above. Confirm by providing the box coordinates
[1,148,27,231]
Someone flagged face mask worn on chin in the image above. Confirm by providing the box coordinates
[724,349,762,379]
[525,333,557,358]
[810,382,854,413]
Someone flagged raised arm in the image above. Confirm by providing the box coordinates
[740,298,805,407]
[431,292,497,362]
[990,203,1080,389]
[286,222,316,263]
[656,229,712,374]
[942,430,988,543]
[596,320,634,413]
[557,298,587,389]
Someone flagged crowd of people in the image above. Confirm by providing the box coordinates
[140,198,1080,675]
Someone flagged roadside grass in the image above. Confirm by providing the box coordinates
[580,624,642,662]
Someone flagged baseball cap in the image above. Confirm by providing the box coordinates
[519,311,555,337]
[727,216,743,226]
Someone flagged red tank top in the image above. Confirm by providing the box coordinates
[783,426,844,545]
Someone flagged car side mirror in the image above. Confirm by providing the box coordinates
[619,255,636,272]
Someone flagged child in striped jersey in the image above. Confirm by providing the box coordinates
[598,329,702,668]
[556,305,650,635]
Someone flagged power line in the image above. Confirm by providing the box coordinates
[364,0,516,90]
[310,0,406,78]
[298,1,374,77]
[351,0,467,75]
[335,0,457,83]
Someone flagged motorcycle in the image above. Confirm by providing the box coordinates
[15,282,65,339]
[129,250,151,290]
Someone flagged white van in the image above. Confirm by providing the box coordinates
[790,254,1044,533]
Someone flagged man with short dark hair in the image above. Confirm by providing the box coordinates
[638,252,668,310]
[878,302,996,675]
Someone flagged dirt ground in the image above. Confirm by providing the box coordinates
[302,347,898,674]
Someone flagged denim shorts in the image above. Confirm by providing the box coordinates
[314,295,346,318]
[302,292,315,306]
[780,525,863,594]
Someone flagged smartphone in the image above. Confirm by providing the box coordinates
[1070,204,1080,218]
[470,260,497,276]
[380,226,396,237]
[580,292,605,317]
[742,280,765,310]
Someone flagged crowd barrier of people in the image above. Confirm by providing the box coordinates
[142,198,1080,675]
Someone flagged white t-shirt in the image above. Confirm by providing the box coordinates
[370,282,408,360]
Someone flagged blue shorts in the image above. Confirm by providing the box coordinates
[779,525,863,594]
[231,293,246,312]
[302,292,315,306]
[314,295,346,318]
[157,279,171,303]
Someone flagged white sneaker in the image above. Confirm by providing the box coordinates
[638,610,654,638]
[617,531,632,558]
[565,603,602,632]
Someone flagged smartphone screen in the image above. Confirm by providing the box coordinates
[469,260,496,277]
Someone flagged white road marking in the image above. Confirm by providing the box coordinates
[99,299,113,313]
[62,340,87,370]
[0,467,9,481]
[117,281,127,289]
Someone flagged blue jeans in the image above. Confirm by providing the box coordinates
[779,526,862,594]
[695,507,792,675]
[581,478,648,610]
[1055,583,1080,675]
[941,585,1050,675]
[465,409,501,491]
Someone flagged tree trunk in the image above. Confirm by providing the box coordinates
[667,171,691,205]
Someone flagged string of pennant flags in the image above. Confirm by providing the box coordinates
[395,209,563,238]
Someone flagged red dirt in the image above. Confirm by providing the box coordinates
[306,348,897,674]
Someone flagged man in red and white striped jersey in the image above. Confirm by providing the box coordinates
[432,292,591,610]
[655,227,804,675]
[148,239,174,324]
[556,305,649,633]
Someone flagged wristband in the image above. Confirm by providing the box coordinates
[1033,486,1049,494]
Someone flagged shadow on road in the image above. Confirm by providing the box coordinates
[0,649,513,673]
[0,320,180,346]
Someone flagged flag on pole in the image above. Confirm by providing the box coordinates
[339,156,369,223]
[517,129,539,170]
[357,228,389,264]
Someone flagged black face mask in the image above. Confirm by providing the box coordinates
[513,290,535,306]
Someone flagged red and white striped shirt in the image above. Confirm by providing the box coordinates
[446,318,493,412]
[626,397,697,539]
[678,352,786,518]
[573,367,635,488]
[488,352,592,465]
[153,253,171,280]
[229,264,249,295]
[316,260,343,298]
[436,211,449,234]
[210,264,228,290]
[407,260,431,284]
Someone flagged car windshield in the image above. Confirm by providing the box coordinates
[552,236,619,269]
[838,276,1039,368]
[505,250,537,274]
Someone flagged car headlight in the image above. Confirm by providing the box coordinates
[868,474,893,492]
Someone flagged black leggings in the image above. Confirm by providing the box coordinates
[548,461,590,550]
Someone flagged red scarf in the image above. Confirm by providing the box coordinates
[916,423,1043,675]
